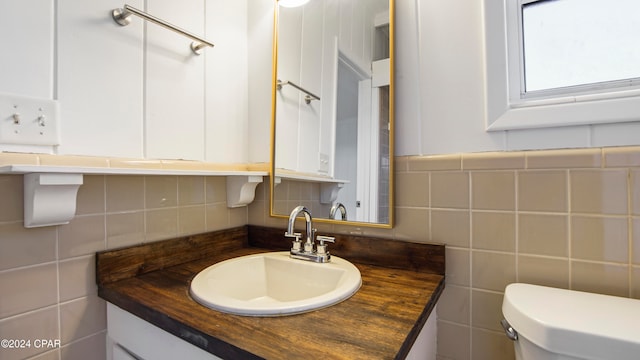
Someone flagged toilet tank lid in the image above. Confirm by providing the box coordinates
[502,283,640,360]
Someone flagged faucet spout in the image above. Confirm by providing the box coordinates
[285,206,334,263]
[330,202,347,221]
[286,205,313,246]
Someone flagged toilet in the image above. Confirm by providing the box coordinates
[501,283,640,360]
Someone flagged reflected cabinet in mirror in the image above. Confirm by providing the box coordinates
[270,0,394,227]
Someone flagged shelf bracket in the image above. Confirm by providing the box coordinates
[226,175,263,208]
[320,183,344,204]
[24,173,83,228]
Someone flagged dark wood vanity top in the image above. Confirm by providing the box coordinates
[96,226,445,360]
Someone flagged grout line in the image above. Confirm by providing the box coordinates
[467,168,473,350]
[427,172,432,242]
[142,176,148,242]
[55,224,62,351]
[59,329,108,350]
[0,258,59,275]
[103,175,109,251]
[0,304,59,323]
[514,170,519,282]
[628,168,633,297]
[567,169,573,289]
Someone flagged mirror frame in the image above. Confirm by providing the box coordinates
[269,0,395,228]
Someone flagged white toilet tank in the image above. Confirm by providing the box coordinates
[501,283,640,360]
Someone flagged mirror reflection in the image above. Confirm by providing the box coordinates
[271,0,393,226]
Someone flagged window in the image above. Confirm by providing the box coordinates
[521,0,640,97]
[484,0,640,130]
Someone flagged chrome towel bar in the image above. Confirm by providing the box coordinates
[111,4,214,55]
[277,80,321,104]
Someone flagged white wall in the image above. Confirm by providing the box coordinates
[1,0,261,163]
[394,0,640,156]
[5,0,636,163]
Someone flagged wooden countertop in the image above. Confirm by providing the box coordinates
[97,226,445,360]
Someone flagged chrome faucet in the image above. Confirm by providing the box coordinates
[285,205,314,251]
[330,202,347,221]
[285,205,334,263]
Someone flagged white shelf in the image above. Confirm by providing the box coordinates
[273,171,348,184]
[0,164,268,177]
[273,171,348,204]
[0,164,268,228]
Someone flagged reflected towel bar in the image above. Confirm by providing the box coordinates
[111,4,214,55]
[277,80,321,104]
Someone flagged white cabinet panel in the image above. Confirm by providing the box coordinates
[205,0,248,164]
[107,303,221,360]
[145,0,205,161]
[57,0,144,158]
[112,344,139,360]
[275,7,303,171]
[406,307,437,360]
[0,0,54,98]
[320,3,340,173]
[247,0,274,164]
[298,1,323,174]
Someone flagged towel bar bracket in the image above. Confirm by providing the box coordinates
[277,80,320,104]
[111,4,213,55]
[111,8,132,26]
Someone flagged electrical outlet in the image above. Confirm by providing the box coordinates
[0,94,60,146]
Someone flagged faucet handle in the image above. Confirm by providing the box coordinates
[315,235,335,256]
[285,232,303,251]
[316,235,335,244]
[285,232,302,240]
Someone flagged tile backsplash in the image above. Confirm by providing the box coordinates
[391,146,640,360]
[0,173,246,360]
[2,145,640,360]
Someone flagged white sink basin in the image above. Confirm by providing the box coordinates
[190,251,361,316]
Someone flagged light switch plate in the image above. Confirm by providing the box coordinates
[0,93,60,146]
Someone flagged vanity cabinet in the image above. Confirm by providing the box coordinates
[107,304,222,360]
[112,346,136,360]
[97,226,445,360]
[106,302,436,360]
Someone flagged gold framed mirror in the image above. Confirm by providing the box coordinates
[270,0,394,227]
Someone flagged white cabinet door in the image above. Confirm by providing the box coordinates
[113,344,141,360]
[107,303,222,360]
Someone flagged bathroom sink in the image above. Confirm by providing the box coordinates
[189,251,362,316]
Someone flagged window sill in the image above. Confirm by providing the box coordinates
[486,93,640,131]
